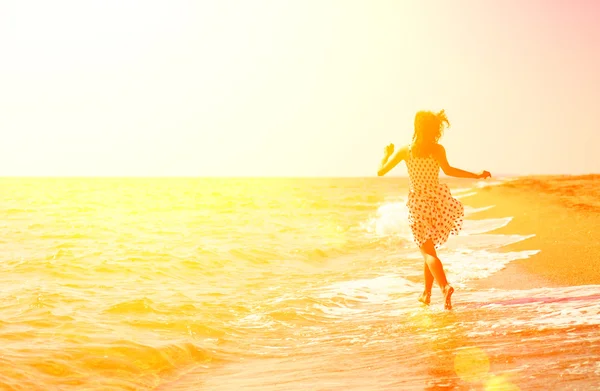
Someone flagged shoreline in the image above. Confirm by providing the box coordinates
[460,175,600,290]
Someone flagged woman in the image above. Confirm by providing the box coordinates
[377,110,491,309]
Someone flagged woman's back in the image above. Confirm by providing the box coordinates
[406,144,440,192]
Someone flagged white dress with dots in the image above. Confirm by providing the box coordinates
[405,146,464,248]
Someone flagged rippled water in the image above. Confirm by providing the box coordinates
[0,177,598,390]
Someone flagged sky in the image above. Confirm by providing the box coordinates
[0,0,599,177]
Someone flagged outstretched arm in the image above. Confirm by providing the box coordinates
[433,145,491,179]
[377,144,408,176]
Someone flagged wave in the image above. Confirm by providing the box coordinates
[464,205,495,215]
[359,185,539,289]
[441,249,540,283]
[461,217,512,235]
[462,285,600,328]
[104,298,161,315]
[364,202,515,241]
[442,233,535,251]
[73,341,213,387]
[362,201,411,239]
[317,275,419,304]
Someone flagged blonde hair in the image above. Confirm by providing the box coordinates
[411,110,450,156]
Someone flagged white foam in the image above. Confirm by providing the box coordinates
[236,313,277,330]
[455,192,477,199]
[399,246,539,284]
[464,285,600,329]
[474,180,506,188]
[443,249,540,284]
[363,201,411,239]
[313,304,365,316]
[464,205,495,215]
[461,217,513,235]
[366,203,507,239]
[362,183,538,287]
[451,187,475,195]
[443,234,535,251]
[317,275,418,304]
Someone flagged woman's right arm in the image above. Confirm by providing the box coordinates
[377,144,408,177]
[434,145,491,179]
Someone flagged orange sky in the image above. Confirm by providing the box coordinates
[0,0,598,176]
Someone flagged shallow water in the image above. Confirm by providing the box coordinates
[0,177,598,390]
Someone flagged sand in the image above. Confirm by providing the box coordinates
[462,175,600,290]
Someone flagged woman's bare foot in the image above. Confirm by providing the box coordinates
[418,291,431,305]
[443,285,454,310]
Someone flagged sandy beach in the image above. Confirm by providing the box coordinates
[464,175,600,290]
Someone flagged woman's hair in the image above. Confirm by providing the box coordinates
[411,110,450,155]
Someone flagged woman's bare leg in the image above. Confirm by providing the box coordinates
[419,263,434,305]
[419,239,454,309]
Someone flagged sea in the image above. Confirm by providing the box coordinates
[0,177,598,390]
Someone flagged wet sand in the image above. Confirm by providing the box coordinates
[463,175,600,290]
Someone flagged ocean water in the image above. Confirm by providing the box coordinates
[0,177,598,391]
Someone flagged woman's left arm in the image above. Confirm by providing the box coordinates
[434,144,491,179]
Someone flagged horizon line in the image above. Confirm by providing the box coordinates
[0,173,597,179]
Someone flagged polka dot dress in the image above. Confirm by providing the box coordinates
[405,147,464,248]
